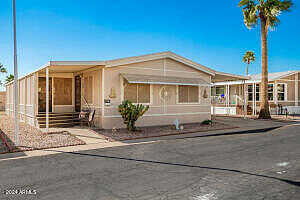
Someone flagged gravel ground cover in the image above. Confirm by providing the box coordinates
[97,122,237,141]
[0,114,85,152]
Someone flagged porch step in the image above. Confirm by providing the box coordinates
[39,122,81,128]
[37,112,80,117]
[37,112,80,128]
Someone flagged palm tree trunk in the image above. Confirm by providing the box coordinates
[247,62,249,76]
[258,17,271,119]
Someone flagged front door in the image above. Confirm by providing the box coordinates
[75,75,81,112]
[38,77,52,112]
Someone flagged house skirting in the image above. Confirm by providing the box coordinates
[102,112,211,129]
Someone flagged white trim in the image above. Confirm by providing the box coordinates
[295,73,298,106]
[274,80,278,105]
[214,80,260,86]
[87,104,211,109]
[52,77,54,111]
[104,111,211,118]
[127,80,210,86]
[277,83,288,102]
[46,67,49,132]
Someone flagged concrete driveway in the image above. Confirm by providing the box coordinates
[0,122,299,199]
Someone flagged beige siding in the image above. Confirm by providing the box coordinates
[102,58,212,129]
[5,73,37,126]
[81,68,102,128]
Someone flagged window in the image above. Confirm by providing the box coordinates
[268,84,274,101]
[54,78,73,105]
[248,84,260,101]
[124,82,150,103]
[215,86,225,97]
[255,84,260,101]
[178,85,199,103]
[277,83,286,101]
[248,85,253,101]
[83,76,93,104]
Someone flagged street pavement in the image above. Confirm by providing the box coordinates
[0,124,299,200]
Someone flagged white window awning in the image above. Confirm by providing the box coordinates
[121,73,211,86]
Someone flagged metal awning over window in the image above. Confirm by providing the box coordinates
[121,73,211,86]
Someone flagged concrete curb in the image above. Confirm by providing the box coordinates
[108,125,239,142]
[0,124,291,162]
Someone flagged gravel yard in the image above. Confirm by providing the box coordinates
[0,114,85,152]
[97,122,237,141]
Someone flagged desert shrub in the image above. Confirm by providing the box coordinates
[201,120,212,125]
[118,100,149,131]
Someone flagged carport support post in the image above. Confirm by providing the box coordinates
[295,73,298,106]
[13,0,19,146]
[253,83,255,116]
[46,67,49,132]
[243,81,247,118]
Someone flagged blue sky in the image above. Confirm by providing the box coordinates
[0,0,299,82]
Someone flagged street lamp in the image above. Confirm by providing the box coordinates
[13,0,19,146]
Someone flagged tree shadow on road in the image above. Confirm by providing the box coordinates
[33,147,300,188]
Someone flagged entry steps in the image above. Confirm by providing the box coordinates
[37,112,80,128]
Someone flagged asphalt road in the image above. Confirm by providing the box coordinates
[1,124,300,200]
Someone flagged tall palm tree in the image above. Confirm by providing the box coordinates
[239,0,293,119]
[243,51,256,75]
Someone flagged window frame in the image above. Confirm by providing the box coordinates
[121,77,153,105]
[248,83,275,102]
[267,83,274,101]
[248,84,254,101]
[248,84,260,102]
[176,85,201,104]
[277,83,288,102]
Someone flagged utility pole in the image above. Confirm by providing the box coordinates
[13,0,19,146]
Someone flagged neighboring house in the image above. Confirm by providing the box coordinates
[5,51,244,129]
[212,71,300,115]
[0,91,6,111]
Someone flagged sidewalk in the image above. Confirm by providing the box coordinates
[1,116,298,162]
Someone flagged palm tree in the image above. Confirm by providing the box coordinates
[0,63,7,74]
[243,51,256,75]
[239,0,293,119]
[5,74,14,84]
[0,63,7,86]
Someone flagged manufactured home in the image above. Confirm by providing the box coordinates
[212,71,300,115]
[6,51,245,130]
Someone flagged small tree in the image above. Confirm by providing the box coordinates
[5,74,14,84]
[243,51,256,75]
[0,63,8,86]
[118,100,149,131]
[0,63,7,73]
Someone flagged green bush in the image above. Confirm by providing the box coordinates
[201,120,212,125]
[118,100,149,131]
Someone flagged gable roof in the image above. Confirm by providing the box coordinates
[105,51,215,76]
[249,71,299,81]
